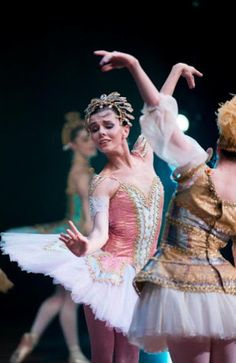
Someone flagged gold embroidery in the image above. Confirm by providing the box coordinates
[172,169,236,236]
[117,177,163,271]
[172,163,206,183]
[89,174,107,195]
[89,174,163,279]
[134,163,236,296]
[132,135,150,159]
[135,272,236,294]
[135,240,236,295]
[206,167,236,207]
[85,253,128,286]
[165,217,227,251]
[119,177,162,208]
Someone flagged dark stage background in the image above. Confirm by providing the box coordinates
[0,1,235,361]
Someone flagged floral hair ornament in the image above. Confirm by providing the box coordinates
[61,111,86,151]
[84,92,134,127]
[216,94,236,152]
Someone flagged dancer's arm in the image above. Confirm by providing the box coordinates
[60,177,118,257]
[160,62,203,95]
[94,50,161,106]
[94,50,207,169]
[94,50,202,103]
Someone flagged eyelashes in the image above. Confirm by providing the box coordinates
[90,124,115,133]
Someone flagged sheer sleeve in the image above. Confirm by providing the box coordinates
[139,93,208,169]
[89,196,109,219]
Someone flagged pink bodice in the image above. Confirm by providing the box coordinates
[94,175,164,272]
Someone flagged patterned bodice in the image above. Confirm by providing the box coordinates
[135,165,236,294]
[90,174,164,272]
[165,165,236,252]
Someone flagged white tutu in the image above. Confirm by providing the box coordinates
[128,284,236,352]
[1,232,138,334]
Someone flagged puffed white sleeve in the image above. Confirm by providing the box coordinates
[89,196,110,219]
[139,93,209,169]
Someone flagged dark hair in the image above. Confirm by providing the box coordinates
[69,125,86,143]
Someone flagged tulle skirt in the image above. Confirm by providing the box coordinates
[128,283,236,353]
[0,232,138,334]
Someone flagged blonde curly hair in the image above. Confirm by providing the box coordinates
[217,95,236,152]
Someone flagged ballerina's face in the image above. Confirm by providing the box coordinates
[71,128,97,158]
[88,108,130,154]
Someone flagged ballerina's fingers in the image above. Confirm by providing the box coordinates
[67,221,84,239]
[100,54,113,66]
[100,64,114,72]
[94,50,110,58]
[186,73,195,89]
[60,232,77,248]
[182,65,203,89]
[59,233,71,243]
[66,229,77,240]
[93,50,112,65]
[68,220,81,234]
[193,68,203,78]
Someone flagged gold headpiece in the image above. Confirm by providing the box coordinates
[84,92,134,126]
[217,94,236,152]
[62,111,85,150]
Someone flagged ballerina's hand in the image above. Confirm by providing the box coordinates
[175,63,203,89]
[59,220,89,257]
[94,50,137,72]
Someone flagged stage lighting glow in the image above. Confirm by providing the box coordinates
[177,114,189,132]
